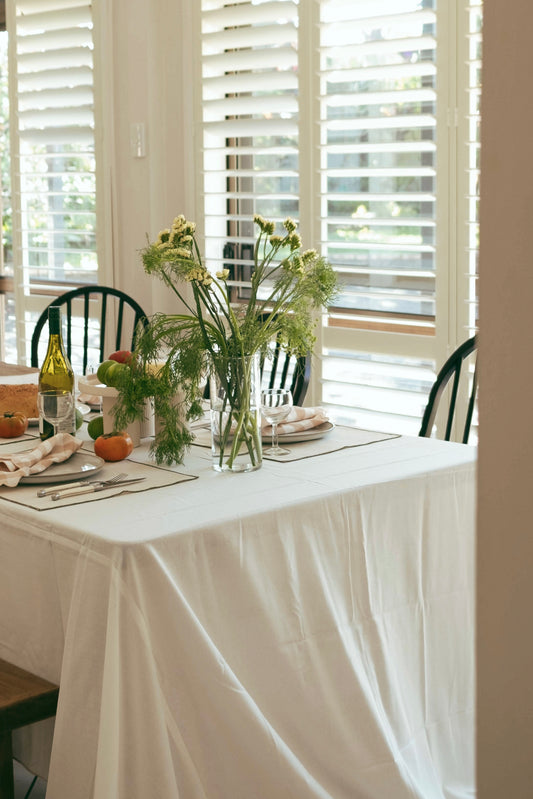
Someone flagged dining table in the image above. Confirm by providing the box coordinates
[0,362,477,799]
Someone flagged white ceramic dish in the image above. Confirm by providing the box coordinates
[77,375,118,398]
[261,420,335,444]
[19,451,105,485]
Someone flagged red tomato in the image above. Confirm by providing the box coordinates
[108,350,132,364]
[0,411,29,438]
[94,431,134,462]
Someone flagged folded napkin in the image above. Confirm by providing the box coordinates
[78,393,101,407]
[262,406,329,436]
[0,434,84,488]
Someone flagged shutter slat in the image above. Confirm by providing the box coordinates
[203,0,297,28]
[203,22,297,51]
[203,71,297,95]
[17,66,93,90]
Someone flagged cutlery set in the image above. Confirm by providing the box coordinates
[37,473,145,500]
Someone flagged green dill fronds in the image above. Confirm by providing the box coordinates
[113,214,338,465]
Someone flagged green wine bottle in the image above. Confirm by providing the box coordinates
[38,306,75,440]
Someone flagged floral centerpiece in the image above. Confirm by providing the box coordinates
[111,214,337,469]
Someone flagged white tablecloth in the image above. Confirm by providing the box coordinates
[0,432,476,799]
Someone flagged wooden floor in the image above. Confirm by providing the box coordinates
[13,761,46,799]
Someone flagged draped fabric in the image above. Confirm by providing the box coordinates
[0,435,476,799]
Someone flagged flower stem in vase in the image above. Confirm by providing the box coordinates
[210,353,262,473]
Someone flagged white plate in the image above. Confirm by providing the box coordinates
[19,451,105,485]
[262,420,335,444]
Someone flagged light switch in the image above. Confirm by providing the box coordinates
[130,122,146,158]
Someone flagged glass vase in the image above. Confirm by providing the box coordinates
[209,353,262,472]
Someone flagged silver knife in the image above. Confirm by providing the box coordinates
[37,477,125,497]
[50,477,146,501]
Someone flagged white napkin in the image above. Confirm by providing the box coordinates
[262,406,329,436]
[78,393,101,407]
[0,434,84,487]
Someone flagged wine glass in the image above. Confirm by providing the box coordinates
[261,388,293,456]
[38,389,74,437]
[84,362,103,413]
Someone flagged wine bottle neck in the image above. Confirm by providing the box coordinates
[48,306,61,336]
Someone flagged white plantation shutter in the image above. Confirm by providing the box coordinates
[318,0,439,433]
[201,0,299,296]
[465,0,482,337]
[198,0,481,439]
[8,0,99,362]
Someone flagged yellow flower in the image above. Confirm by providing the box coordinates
[216,269,230,280]
[283,217,297,233]
[302,248,317,263]
[288,233,302,251]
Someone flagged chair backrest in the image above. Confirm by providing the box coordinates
[30,286,148,374]
[419,335,478,443]
[259,338,311,407]
[256,312,311,406]
[203,324,312,406]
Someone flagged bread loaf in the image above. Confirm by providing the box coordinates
[0,384,39,419]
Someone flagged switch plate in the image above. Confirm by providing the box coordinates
[130,122,146,158]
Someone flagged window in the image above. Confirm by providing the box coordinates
[198,0,481,438]
[5,0,100,364]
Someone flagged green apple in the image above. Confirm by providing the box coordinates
[97,359,115,384]
[104,360,129,388]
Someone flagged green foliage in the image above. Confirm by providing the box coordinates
[112,214,338,465]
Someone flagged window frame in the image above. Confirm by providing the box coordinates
[194,0,480,438]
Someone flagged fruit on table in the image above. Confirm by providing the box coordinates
[75,408,84,430]
[108,350,132,364]
[87,415,104,440]
[96,360,115,384]
[104,361,130,388]
[94,431,134,462]
[0,411,29,438]
[96,358,131,388]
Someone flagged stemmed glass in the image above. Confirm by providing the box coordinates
[38,389,74,437]
[261,388,293,456]
[84,362,103,413]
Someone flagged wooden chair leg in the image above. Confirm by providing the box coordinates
[0,729,14,799]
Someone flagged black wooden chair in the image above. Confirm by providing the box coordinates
[260,341,311,407]
[30,286,148,374]
[255,312,311,406]
[419,335,478,443]
[0,658,59,799]
[204,321,311,406]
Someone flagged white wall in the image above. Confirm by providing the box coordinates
[477,0,533,795]
[101,0,197,316]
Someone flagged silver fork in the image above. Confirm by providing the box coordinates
[37,472,127,498]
